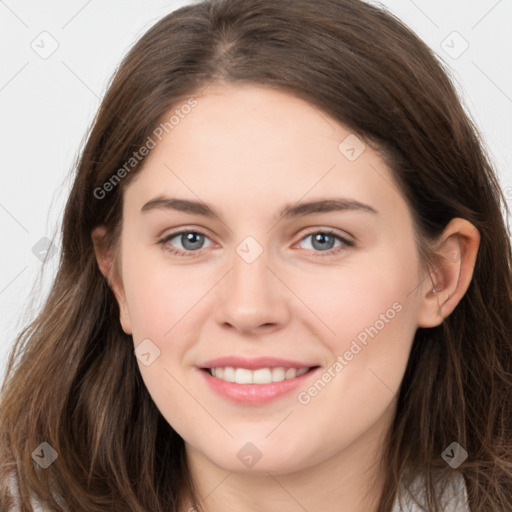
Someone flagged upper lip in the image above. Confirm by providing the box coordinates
[199,356,319,370]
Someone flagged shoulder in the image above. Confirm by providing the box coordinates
[392,471,469,512]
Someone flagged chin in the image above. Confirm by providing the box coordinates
[200,439,313,475]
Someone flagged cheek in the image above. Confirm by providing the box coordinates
[297,244,420,349]
[288,243,422,423]
[121,247,208,340]
[119,250,211,427]
[281,252,420,457]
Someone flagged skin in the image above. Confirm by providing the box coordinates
[92,83,480,512]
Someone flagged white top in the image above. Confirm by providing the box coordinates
[6,471,470,511]
[392,471,470,511]
[6,473,46,512]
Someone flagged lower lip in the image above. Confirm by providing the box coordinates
[198,368,320,405]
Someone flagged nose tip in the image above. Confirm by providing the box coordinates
[214,249,289,334]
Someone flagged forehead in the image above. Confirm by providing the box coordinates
[124,83,406,221]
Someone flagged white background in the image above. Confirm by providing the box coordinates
[1,0,511,380]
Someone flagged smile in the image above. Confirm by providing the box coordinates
[198,364,321,405]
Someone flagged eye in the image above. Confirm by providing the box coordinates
[296,230,354,256]
[158,230,214,257]
[158,228,354,258]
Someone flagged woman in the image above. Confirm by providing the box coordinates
[1,0,511,510]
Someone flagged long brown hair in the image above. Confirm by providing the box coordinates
[1,0,511,510]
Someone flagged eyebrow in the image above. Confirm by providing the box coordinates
[140,196,379,218]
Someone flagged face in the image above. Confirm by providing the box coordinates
[110,83,429,475]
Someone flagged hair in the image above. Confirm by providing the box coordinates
[1,0,511,510]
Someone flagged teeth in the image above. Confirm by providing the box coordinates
[209,366,311,384]
[235,368,253,384]
[223,367,235,382]
[285,368,297,379]
[272,367,285,382]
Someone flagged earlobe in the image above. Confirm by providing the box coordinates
[417,218,480,328]
[91,226,133,335]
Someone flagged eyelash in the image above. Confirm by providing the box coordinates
[157,229,354,258]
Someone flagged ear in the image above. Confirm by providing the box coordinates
[417,218,480,328]
[91,226,132,335]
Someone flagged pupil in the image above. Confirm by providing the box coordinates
[183,232,203,250]
[313,233,334,251]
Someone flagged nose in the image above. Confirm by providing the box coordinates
[214,244,290,335]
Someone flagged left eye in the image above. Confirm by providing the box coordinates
[297,231,348,252]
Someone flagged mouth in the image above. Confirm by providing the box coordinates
[200,366,320,384]
[197,356,322,404]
